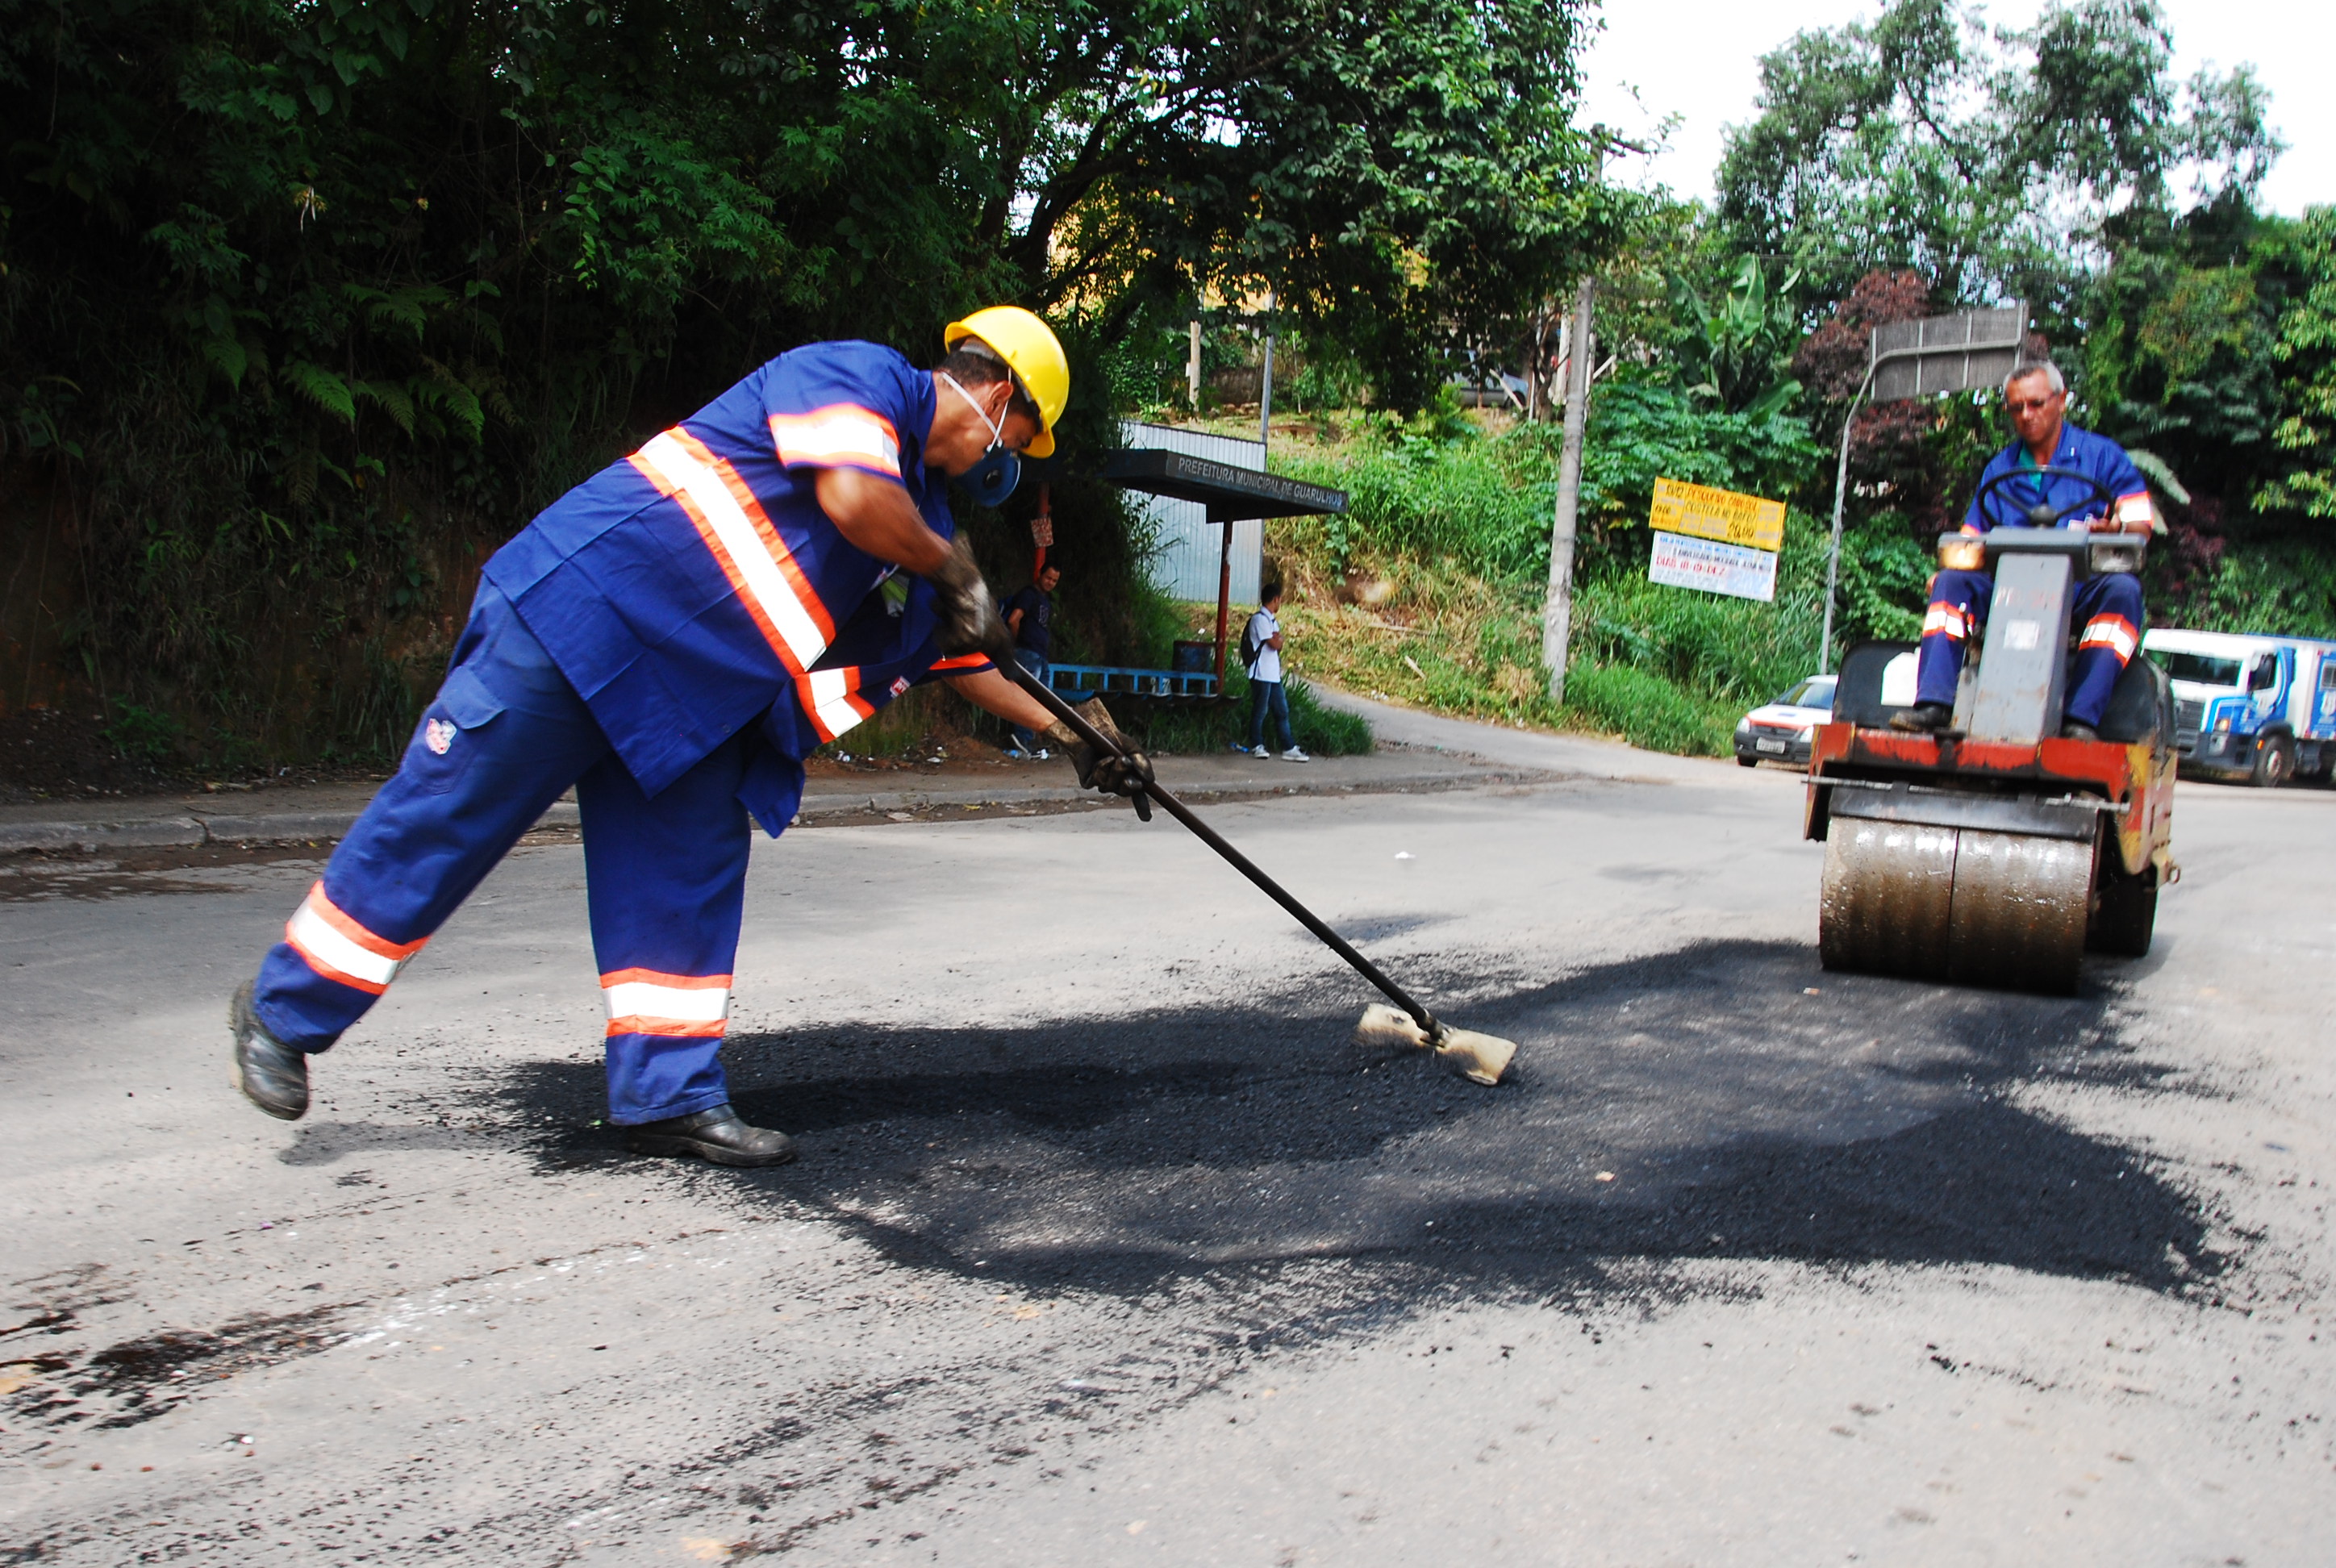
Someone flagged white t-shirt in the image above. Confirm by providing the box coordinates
[1245,607,1282,683]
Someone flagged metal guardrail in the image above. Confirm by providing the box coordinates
[1046,662,1220,700]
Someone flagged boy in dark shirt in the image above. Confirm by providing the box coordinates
[1003,562,1060,757]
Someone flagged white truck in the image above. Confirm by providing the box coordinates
[2140,628,2336,786]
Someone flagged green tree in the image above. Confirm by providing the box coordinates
[1716,0,2277,316]
[0,0,1620,757]
[2255,208,2336,519]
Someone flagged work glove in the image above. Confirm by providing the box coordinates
[927,534,1012,660]
[1045,698,1155,807]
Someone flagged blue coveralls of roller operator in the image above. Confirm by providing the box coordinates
[1914,423,2153,730]
[244,341,999,1128]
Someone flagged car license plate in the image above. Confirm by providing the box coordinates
[1754,738,1787,754]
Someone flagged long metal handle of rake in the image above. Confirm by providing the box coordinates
[1010,663,1441,1038]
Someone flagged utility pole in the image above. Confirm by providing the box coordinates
[1541,271,1596,703]
[1188,320,1202,411]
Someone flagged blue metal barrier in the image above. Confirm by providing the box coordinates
[1047,662,1220,700]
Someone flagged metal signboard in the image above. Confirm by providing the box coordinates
[1871,303,2028,402]
[1648,532,1778,603]
[1648,477,1786,552]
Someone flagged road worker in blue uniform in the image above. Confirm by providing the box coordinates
[227,307,1151,1167]
[1894,361,2155,740]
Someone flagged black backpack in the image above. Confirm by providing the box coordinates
[1239,613,1266,670]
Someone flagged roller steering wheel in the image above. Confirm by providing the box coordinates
[1970,464,2118,531]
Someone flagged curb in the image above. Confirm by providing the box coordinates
[0,802,582,857]
[0,768,1549,857]
[790,767,1545,822]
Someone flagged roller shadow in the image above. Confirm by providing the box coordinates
[495,938,2224,1301]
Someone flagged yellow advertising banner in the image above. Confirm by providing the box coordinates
[1647,477,1785,553]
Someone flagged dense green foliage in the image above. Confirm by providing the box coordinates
[0,0,1618,766]
[1717,0,2276,317]
[1278,383,1819,582]
[1717,0,2336,641]
[1254,0,2336,757]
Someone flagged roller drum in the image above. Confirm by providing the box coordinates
[1944,830,2093,995]
[1820,818,1956,980]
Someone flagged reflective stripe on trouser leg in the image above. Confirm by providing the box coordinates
[2065,572,2145,728]
[1915,569,1990,708]
[578,733,753,1125]
[251,584,611,1049]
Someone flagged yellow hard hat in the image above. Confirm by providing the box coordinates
[945,306,1068,458]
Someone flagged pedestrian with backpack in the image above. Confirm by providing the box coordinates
[1240,581,1308,762]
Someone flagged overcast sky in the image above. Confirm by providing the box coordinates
[1575,0,2330,216]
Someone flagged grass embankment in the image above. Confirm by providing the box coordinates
[1246,411,1842,756]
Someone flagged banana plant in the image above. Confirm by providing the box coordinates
[1667,255,1806,414]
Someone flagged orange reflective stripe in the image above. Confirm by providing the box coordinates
[2079,615,2138,661]
[797,665,875,743]
[928,653,992,672]
[628,427,835,673]
[600,970,730,1036]
[284,882,424,995]
[307,883,426,959]
[768,405,902,477]
[1923,603,1971,639]
[598,968,733,990]
[605,1015,730,1039]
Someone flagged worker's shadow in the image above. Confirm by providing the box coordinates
[500,938,2228,1304]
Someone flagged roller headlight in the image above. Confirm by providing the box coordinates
[2088,536,2146,574]
[1938,536,1987,571]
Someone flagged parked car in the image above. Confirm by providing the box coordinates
[2142,628,2336,786]
[1735,675,1837,767]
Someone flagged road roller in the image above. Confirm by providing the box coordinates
[1806,468,2178,995]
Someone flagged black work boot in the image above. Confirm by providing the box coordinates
[230,980,310,1121]
[2060,720,2100,742]
[624,1105,798,1168]
[1890,702,1955,734]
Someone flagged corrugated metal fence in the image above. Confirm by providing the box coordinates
[1119,420,1265,606]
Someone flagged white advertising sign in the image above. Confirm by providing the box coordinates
[1647,530,1778,603]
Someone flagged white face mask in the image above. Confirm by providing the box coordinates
[937,372,1008,445]
[937,372,1022,505]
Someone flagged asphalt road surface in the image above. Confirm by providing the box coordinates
[2,711,2331,1566]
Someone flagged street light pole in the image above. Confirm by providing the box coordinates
[1259,290,1274,454]
[1817,364,1873,676]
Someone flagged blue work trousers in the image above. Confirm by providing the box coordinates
[249,584,753,1125]
[1915,568,2144,728]
[1247,678,1295,752]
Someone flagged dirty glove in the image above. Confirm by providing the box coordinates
[1045,698,1155,803]
[927,534,1011,660]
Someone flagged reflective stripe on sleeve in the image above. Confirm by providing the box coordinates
[928,653,993,673]
[2116,491,2153,526]
[602,968,731,1039]
[628,427,835,673]
[797,666,874,743]
[768,406,902,477]
[1923,603,1971,640]
[2079,615,2139,661]
[284,882,427,995]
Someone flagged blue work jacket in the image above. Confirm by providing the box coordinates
[1962,423,2151,534]
[482,341,991,833]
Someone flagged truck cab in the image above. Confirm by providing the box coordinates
[2142,628,2336,786]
